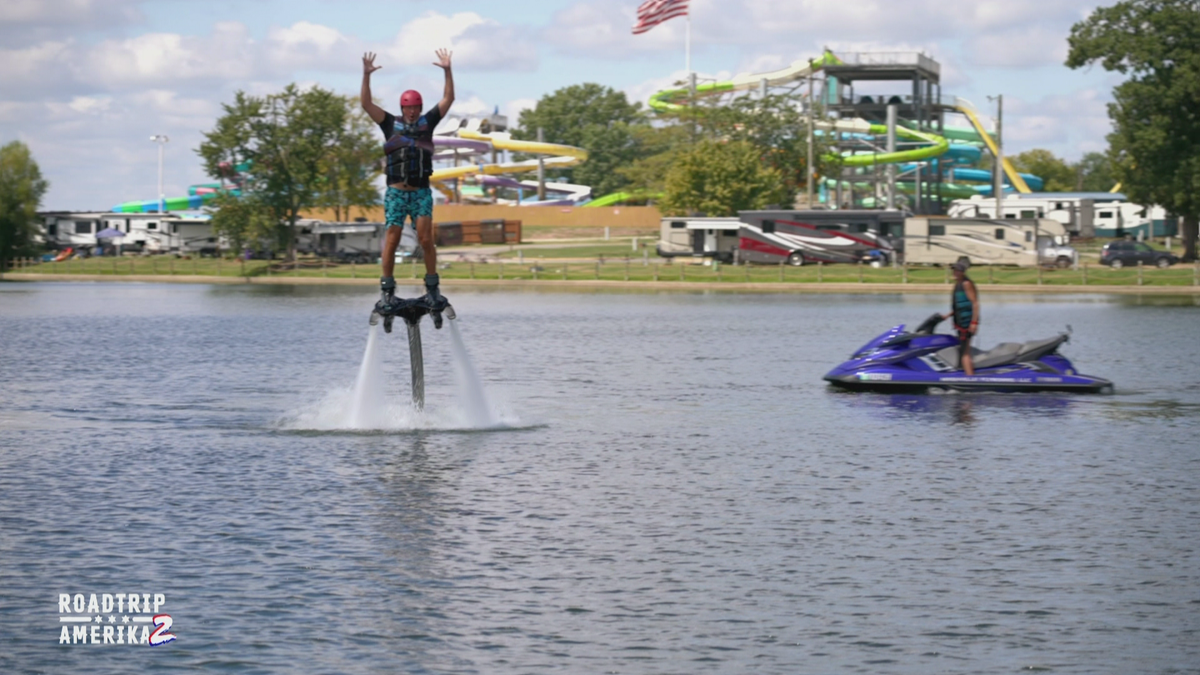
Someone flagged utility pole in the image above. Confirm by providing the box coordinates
[806,58,815,208]
[988,94,1003,219]
[537,127,546,201]
[886,104,897,210]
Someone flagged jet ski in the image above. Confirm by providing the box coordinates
[823,313,1112,393]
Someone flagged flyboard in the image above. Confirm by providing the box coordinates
[368,290,455,411]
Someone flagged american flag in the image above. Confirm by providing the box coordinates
[631,0,689,35]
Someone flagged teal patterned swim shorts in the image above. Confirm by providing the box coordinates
[384,187,433,227]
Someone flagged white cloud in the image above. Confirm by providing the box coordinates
[544,1,684,56]
[67,96,112,115]
[0,41,73,91]
[504,98,538,123]
[1004,88,1112,159]
[0,0,142,47]
[964,26,1072,68]
[266,21,353,69]
[381,11,537,72]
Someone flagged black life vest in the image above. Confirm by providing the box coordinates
[384,118,434,186]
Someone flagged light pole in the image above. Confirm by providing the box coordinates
[986,95,1002,219]
[149,135,169,251]
[149,135,169,214]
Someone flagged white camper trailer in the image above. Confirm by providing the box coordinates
[656,217,742,263]
[948,194,1170,239]
[903,218,1076,267]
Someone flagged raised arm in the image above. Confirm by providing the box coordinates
[360,52,386,124]
[433,48,454,117]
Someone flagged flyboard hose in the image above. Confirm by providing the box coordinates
[369,294,456,411]
[407,320,424,411]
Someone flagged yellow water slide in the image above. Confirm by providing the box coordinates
[429,130,588,183]
[953,99,1032,193]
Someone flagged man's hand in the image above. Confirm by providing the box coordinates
[363,52,382,76]
[433,48,452,70]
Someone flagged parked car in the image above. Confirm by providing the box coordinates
[1099,240,1179,269]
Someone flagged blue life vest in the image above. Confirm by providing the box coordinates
[952,278,975,329]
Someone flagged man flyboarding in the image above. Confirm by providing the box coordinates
[360,48,454,317]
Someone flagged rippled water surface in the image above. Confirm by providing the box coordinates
[1,282,1198,674]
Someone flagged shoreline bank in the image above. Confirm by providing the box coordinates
[3,272,1199,295]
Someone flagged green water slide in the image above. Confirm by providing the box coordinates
[583,190,660,208]
[647,50,952,171]
[648,50,844,113]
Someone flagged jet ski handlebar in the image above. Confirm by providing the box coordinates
[913,313,945,335]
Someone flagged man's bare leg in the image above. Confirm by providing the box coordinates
[380,225,402,302]
[416,214,440,301]
[417,215,437,274]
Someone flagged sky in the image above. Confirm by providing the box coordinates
[0,0,1124,211]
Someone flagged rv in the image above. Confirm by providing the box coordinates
[903,217,1077,267]
[656,217,742,263]
[736,210,903,266]
[38,211,182,252]
[949,194,1173,239]
[307,222,384,263]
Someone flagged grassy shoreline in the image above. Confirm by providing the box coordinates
[4,270,1199,295]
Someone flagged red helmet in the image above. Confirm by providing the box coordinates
[400,90,423,108]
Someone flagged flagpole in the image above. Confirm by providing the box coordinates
[685,11,691,76]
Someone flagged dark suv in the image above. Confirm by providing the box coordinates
[1099,240,1179,269]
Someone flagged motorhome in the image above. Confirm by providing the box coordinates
[39,211,178,252]
[656,217,742,263]
[904,217,1077,267]
[736,210,903,266]
[306,221,384,263]
[948,194,1173,239]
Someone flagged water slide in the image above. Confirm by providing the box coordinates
[427,124,590,205]
[110,130,588,213]
[631,50,1045,207]
[951,98,1032,193]
[112,188,226,213]
[648,50,844,113]
[112,162,247,213]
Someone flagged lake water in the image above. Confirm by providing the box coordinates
[1,281,1198,674]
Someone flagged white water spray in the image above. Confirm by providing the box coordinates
[448,320,497,427]
[349,323,387,429]
[282,318,515,432]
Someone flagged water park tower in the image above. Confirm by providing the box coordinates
[823,52,948,215]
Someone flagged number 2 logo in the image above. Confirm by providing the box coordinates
[149,614,177,646]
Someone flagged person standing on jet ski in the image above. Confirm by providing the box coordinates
[942,259,979,375]
[360,49,454,307]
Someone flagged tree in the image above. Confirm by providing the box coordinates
[205,192,277,256]
[314,97,382,222]
[1066,0,1200,260]
[1010,149,1077,192]
[660,140,788,216]
[690,94,835,201]
[197,85,351,260]
[1074,152,1119,192]
[514,83,646,197]
[616,124,692,197]
[0,141,49,271]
